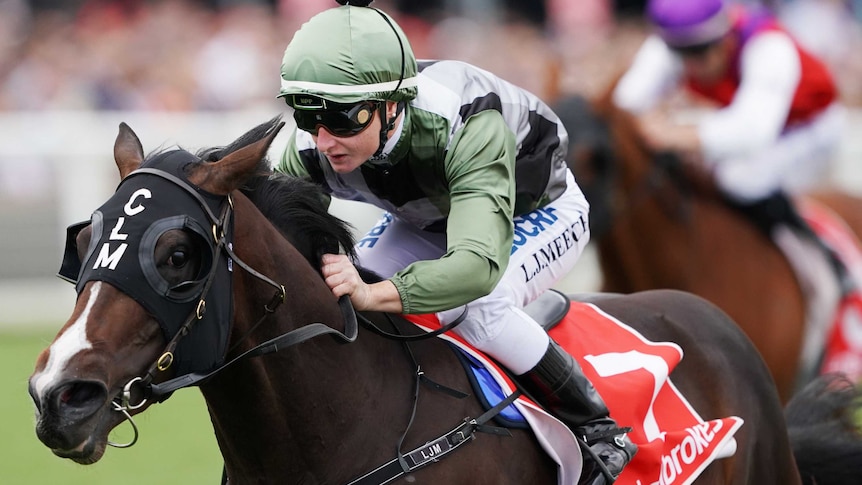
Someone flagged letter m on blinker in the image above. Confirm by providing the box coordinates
[93,243,128,270]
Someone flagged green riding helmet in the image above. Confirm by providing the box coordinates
[279,5,418,107]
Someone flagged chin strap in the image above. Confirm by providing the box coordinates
[372,101,404,159]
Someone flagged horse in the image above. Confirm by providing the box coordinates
[27,117,862,484]
[554,84,862,404]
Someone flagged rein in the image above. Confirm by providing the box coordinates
[108,168,358,447]
[145,295,358,400]
[356,309,466,341]
[106,166,519,485]
[340,310,518,485]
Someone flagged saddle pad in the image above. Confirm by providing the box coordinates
[801,199,862,381]
[451,348,529,428]
[406,301,743,485]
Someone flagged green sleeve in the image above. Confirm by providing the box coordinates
[390,110,516,313]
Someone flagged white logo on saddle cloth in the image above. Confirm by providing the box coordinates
[562,304,743,485]
[405,303,743,485]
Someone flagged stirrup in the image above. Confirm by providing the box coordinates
[576,436,618,484]
[582,425,633,447]
[576,426,636,484]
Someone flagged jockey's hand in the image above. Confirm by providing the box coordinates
[636,111,701,156]
[321,253,373,309]
[320,254,404,313]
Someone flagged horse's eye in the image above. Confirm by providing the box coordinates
[169,250,189,268]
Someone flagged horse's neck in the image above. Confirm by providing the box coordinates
[201,197,415,480]
[601,112,761,292]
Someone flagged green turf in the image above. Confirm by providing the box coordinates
[2,330,222,485]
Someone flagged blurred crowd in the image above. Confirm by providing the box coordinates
[0,0,860,112]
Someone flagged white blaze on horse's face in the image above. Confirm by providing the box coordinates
[30,282,100,408]
[31,186,153,404]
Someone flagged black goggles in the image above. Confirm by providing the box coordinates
[292,101,379,137]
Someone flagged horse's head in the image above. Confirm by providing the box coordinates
[28,118,283,464]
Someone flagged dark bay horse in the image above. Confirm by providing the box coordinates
[555,86,862,404]
[28,118,862,484]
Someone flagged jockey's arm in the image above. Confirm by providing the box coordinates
[698,32,801,162]
[613,35,683,114]
[613,36,702,156]
[389,111,516,314]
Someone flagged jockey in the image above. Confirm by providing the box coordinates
[613,0,848,285]
[275,1,636,483]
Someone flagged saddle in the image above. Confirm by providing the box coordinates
[523,289,571,331]
[412,291,744,485]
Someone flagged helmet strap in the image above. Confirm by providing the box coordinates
[372,101,404,159]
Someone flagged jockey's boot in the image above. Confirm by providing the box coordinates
[514,339,637,485]
[727,191,853,294]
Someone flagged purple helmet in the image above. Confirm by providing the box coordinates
[647,0,732,47]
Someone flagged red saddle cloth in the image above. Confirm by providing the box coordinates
[801,199,862,382]
[407,301,742,485]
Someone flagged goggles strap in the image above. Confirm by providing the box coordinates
[372,101,404,159]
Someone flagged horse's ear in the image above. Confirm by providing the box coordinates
[198,121,285,195]
[114,122,144,179]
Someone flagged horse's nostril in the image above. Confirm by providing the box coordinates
[49,381,108,418]
[61,382,102,407]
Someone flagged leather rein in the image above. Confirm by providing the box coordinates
[106,168,475,466]
[104,167,517,484]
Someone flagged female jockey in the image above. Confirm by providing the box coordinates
[613,0,847,271]
[275,2,635,483]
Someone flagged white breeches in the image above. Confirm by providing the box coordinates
[354,171,590,374]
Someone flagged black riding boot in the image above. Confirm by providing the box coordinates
[726,191,853,294]
[514,340,637,485]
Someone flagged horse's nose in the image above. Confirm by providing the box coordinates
[31,379,107,451]
[38,379,108,427]
[29,381,43,415]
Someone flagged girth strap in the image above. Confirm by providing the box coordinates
[345,390,521,485]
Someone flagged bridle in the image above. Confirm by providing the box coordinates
[107,161,480,478]
[95,159,523,485]
[107,166,359,447]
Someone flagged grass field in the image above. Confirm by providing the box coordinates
[2,330,222,485]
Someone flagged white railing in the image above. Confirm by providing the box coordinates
[1,110,859,327]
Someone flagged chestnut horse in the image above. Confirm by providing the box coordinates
[555,87,862,404]
[28,118,862,484]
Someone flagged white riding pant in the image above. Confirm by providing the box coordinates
[711,103,845,202]
[354,171,590,374]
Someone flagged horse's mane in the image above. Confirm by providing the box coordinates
[591,75,721,201]
[194,117,357,268]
